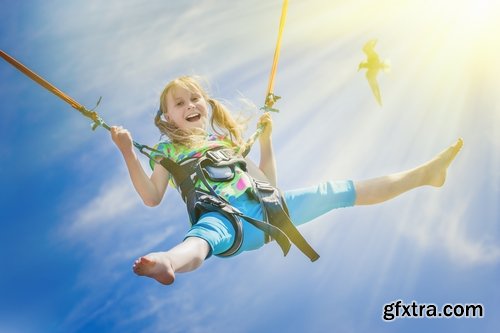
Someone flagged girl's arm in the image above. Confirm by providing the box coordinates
[111,126,169,207]
[257,113,278,187]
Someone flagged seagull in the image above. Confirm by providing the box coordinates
[358,39,390,106]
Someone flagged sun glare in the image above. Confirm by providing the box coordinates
[430,0,498,41]
[458,0,497,23]
[422,0,500,85]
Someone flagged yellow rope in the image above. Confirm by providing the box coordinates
[265,0,288,108]
[240,0,288,156]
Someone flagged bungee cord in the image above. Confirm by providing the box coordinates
[240,0,288,156]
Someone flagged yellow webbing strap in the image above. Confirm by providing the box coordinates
[264,0,288,109]
[241,0,288,156]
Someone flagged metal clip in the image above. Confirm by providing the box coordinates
[207,150,229,163]
[260,93,281,113]
[254,180,275,193]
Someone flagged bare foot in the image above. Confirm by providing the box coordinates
[133,252,175,285]
[423,138,464,187]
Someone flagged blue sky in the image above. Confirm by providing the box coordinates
[1,0,499,332]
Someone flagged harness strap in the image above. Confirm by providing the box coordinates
[159,157,195,201]
[238,213,292,256]
[194,194,244,257]
[253,180,320,262]
[196,193,292,257]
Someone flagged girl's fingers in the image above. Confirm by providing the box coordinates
[259,113,272,124]
[259,114,272,128]
[111,126,126,134]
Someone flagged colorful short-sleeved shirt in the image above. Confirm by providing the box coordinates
[149,134,254,202]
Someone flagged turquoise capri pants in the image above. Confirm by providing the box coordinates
[184,180,357,257]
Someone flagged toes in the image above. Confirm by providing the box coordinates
[132,257,155,276]
[130,254,175,285]
[140,257,155,266]
[133,261,142,275]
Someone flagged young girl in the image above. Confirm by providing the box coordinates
[111,76,463,285]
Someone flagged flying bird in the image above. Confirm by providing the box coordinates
[358,39,390,106]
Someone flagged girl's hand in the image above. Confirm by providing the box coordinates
[111,126,134,154]
[258,112,273,142]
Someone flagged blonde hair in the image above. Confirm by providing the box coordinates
[155,76,245,149]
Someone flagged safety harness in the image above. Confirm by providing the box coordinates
[158,146,320,261]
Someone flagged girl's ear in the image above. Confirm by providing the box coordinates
[158,109,170,122]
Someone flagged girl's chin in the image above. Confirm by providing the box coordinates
[181,122,207,131]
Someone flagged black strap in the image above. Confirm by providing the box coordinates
[194,193,293,257]
[239,213,292,256]
[159,158,196,202]
[194,195,244,257]
[253,180,320,262]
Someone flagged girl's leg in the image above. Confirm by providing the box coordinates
[133,211,235,285]
[284,181,357,226]
[133,236,210,285]
[284,138,463,226]
[354,138,463,205]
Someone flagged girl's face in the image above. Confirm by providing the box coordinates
[164,86,209,130]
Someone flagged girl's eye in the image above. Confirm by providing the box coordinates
[176,101,184,106]
[192,96,200,102]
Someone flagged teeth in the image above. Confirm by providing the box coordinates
[186,113,200,120]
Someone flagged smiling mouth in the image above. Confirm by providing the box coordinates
[185,113,201,122]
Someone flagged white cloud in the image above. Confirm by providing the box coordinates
[66,174,140,234]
